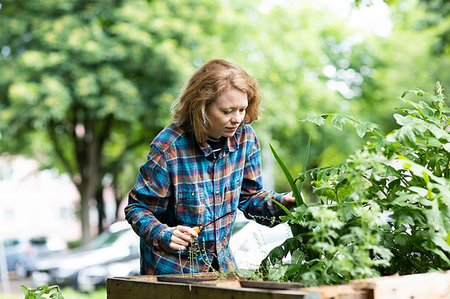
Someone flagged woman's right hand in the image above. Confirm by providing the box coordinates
[169,225,199,251]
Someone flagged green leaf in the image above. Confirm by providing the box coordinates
[330,114,345,131]
[267,196,292,216]
[304,114,326,126]
[20,285,30,296]
[355,122,372,138]
[270,144,305,207]
[401,89,427,99]
[269,245,285,261]
[268,265,288,281]
[409,186,428,197]
[296,135,311,202]
[292,249,306,264]
[397,156,446,185]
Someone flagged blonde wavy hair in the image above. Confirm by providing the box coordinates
[171,59,261,143]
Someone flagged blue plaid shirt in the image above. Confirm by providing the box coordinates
[125,123,286,275]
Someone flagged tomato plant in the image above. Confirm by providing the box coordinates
[262,82,450,286]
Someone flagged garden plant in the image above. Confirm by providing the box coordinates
[21,285,64,299]
[262,82,450,286]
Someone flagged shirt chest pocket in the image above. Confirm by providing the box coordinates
[176,188,205,226]
[225,177,242,210]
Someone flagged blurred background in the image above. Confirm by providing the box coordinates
[0,0,449,297]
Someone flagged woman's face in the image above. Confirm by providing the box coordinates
[206,87,248,139]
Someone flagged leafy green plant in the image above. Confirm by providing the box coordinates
[21,285,64,299]
[262,82,450,286]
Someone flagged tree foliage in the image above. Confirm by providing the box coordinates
[0,0,237,242]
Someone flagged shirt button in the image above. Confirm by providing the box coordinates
[236,181,240,185]
[216,191,219,195]
[191,192,195,196]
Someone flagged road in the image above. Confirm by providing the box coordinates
[0,272,32,296]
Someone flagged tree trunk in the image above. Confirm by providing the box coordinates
[75,120,104,245]
[96,186,105,235]
[78,186,91,246]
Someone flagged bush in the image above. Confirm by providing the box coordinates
[263,82,450,286]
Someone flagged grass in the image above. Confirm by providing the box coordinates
[0,287,106,299]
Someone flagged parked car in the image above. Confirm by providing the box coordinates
[31,221,139,290]
[3,235,68,278]
[77,256,140,292]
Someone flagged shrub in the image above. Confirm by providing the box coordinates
[263,82,450,286]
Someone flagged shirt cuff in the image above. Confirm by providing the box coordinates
[153,226,175,251]
[272,192,288,216]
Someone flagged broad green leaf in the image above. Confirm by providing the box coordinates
[268,266,288,281]
[296,135,311,204]
[270,144,304,207]
[397,156,446,185]
[409,187,433,201]
[269,245,285,260]
[292,249,306,264]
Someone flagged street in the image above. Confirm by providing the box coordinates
[0,272,32,296]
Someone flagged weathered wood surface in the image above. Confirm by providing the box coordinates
[107,271,450,299]
[299,271,450,299]
[350,271,450,299]
[106,276,318,299]
[299,284,369,299]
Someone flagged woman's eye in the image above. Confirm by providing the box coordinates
[223,110,232,115]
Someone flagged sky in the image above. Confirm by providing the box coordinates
[260,0,393,37]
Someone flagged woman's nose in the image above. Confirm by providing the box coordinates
[231,112,242,123]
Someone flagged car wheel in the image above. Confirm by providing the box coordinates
[15,262,29,279]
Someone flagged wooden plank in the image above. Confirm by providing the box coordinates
[350,271,450,299]
[299,284,370,299]
[106,277,318,299]
[107,271,450,299]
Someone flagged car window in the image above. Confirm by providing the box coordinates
[30,237,47,246]
[87,228,130,250]
[4,239,19,247]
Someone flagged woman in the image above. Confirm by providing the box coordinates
[125,59,295,275]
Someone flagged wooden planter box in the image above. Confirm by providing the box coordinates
[106,270,450,299]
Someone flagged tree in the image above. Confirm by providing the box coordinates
[0,0,236,243]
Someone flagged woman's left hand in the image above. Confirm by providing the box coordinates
[280,191,296,209]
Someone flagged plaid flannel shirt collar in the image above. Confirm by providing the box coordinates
[198,126,240,157]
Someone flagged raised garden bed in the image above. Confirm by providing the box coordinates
[106,270,450,299]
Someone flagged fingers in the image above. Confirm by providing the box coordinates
[169,225,199,251]
[281,191,296,208]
